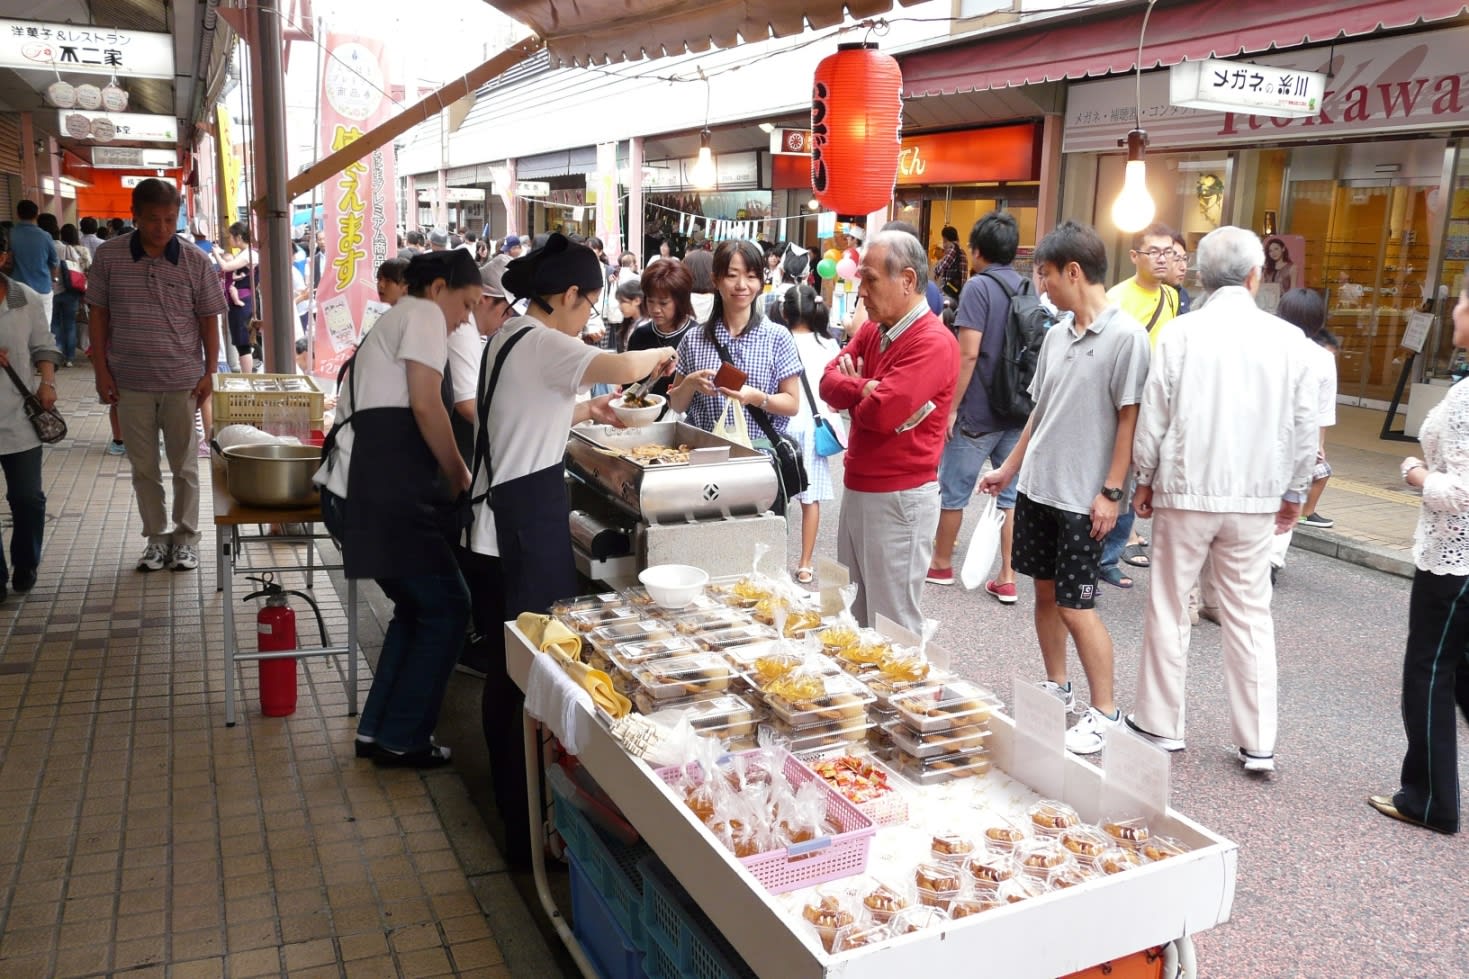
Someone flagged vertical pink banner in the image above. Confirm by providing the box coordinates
[313,32,398,376]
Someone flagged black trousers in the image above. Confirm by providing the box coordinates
[1395,568,1469,833]
[457,547,532,869]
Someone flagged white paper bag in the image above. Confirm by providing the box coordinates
[960,493,1006,591]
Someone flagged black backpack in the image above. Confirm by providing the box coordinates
[978,269,1058,424]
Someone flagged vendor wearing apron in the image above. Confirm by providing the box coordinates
[461,234,677,868]
[314,250,479,768]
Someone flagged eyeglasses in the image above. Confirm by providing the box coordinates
[1135,247,1173,259]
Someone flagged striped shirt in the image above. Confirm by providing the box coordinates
[86,233,227,392]
[878,298,929,351]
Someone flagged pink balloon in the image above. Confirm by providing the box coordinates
[836,257,858,280]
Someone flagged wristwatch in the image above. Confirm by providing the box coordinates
[1101,486,1124,502]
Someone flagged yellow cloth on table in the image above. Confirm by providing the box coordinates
[556,654,633,719]
[516,612,582,660]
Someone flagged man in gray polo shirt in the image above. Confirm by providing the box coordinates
[980,221,1150,755]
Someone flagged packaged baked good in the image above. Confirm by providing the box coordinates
[830,921,889,953]
[860,881,909,923]
[631,653,732,700]
[606,635,700,668]
[890,679,998,734]
[667,606,755,636]
[1101,816,1152,850]
[964,851,1016,888]
[808,754,901,809]
[889,905,950,935]
[1141,836,1190,863]
[894,747,991,785]
[876,646,931,684]
[948,895,1001,919]
[551,592,626,617]
[710,575,776,608]
[747,650,804,687]
[563,604,642,633]
[1027,799,1080,836]
[913,862,962,907]
[585,618,673,652]
[884,719,990,760]
[763,671,875,728]
[929,832,977,863]
[696,623,780,652]
[635,691,762,734]
[760,716,872,754]
[817,625,861,657]
[1094,846,1143,875]
[995,876,1039,904]
[802,892,856,952]
[1047,863,1095,891]
[1058,826,1113,861]
[981,818,1029,854]
[1014,838,1074,880]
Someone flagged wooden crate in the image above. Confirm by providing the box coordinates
[212,373,324,435]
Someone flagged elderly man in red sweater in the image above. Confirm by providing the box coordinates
[821,229,960,632]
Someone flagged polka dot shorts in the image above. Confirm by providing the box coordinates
[1013,492,1104,610]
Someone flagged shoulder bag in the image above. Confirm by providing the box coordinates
[59,246,86,294]
[708,332,809,508]
[2,361,66,444]
[797,370,846,457]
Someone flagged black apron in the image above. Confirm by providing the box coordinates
[320,351,463,581]
[470,325,577,613]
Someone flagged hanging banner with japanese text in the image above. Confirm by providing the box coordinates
[312,32,397,376]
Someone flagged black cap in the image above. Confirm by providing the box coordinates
[502,233,604,312]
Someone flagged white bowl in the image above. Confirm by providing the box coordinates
[611,393,666,427]
[638,564,709,609]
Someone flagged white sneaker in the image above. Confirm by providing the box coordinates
[169,544,200,571]
[1065,707,1120,755]
[136,543,169,572]
[1238,748,1276,773]
[1124,714,1186,752]
[1038,680,1075,712]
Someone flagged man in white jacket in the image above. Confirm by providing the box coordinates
[1124,226,1317,774]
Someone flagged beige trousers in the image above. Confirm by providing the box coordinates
[116,388,201,548]
[1134,507,1277,755]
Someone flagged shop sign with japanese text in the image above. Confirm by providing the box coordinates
[312,33,398,376]
[0,18,173,79]
[1170,59,1325,117]
[1065,26,1469,153]
[57,110,175,143]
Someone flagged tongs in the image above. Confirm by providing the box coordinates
[621,372,654,404]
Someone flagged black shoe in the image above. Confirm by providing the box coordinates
[354,737,376,758]
[455,633,491,679]
[372,744,453,769]
[0,582,7,604]
[12,568,36,593]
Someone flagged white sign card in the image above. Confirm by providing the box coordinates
[1402,312,1434,354]
[0,18,175,79]
[319,295,356,351]
[359,301,390,337]
[873,614,920,649]
[815,557,850,617]
[1100,725,1171,823]
[1011,677,1067,800]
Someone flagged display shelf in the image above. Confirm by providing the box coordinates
[506,625,1238,979]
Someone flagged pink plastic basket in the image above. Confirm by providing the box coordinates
[655,750,876,894]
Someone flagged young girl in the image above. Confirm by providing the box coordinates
[782,285,841,585]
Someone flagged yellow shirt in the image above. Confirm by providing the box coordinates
[1106,277,1178,347]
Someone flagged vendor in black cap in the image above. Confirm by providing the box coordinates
[460,232,676,867]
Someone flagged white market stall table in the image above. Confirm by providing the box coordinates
[505,624,1239,979]
[212,458,359,727]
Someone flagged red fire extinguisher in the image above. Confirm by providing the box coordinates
[242,574,327,717]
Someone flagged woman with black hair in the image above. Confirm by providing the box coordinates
[462,233,677,867]
[783,285,841,584]
[216,222,259,373]
[314,249,481,769]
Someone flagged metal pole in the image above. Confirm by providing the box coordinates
[255,0,295,374]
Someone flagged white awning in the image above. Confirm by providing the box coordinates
[478,0,928,66]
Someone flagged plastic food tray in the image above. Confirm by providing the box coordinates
[762,716,873,755]
[607,636,701,669]
[890,679,999,734]
[884,718,991,760]
[587,619,676,651]
[669,606,757,635]
[632,653,733,701]
[762,672,875,728]
[565,605,643,633]
[695,624,779,651]
[654,751,875,894]
[895,747,992,785]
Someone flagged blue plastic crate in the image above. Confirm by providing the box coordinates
[571,854,647,979]
[549,767,651,948]
[641,930,681,979]
[638,856,757,979]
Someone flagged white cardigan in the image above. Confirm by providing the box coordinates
[1133,286,1317,514]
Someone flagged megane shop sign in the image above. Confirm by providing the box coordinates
[1171,59,1326,118]
[0,18,174,79]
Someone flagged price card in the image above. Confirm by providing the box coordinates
[319,295,356,351]
[1402,311,1434,354]
[360,300,390,337]
[1101,724,1170,822]
[873,613,919,648]
[816,558,849,617]
[1011,676,1066,800]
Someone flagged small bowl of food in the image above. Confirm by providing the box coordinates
[611,391,666,427]
[638,564,710,609]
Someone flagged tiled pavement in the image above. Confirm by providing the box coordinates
[0,369,525,978]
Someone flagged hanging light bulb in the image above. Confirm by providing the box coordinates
[690,129,716,190]
[1111,129,1155,233]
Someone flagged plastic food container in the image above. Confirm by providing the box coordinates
[763,671,875,728]
[761,716,872,754]
[1094,846,1143,875]
[565,605,643,633]
[633,689,762,728]
[1100,816,1152,850]
[1047,863,1096,891]
[895,747,992,785]
[586,619,675,653]
[1141,836,1190,862]
[816,625,861,657]
[889,905,950,935]
[890,679,999,734]
[707,575,777,608]
[948,895,1001,919]
[929,832,978,864]
[981,820,1029,854]
[965,851,1017,888]
[630,653,732,701]
[833,632,893,669]
[668,606,757,636]
[551,592,625,616]
[1058,826,1113,861]
[605,636,700,669]
[875,647,931,685]
[695,623,779,651]
[884,719,991,760]
[1027,799,1081,836]
[859,881,910,924]
[831,921,890,953]
[913,862,963,907]
[867,667,958,710]
[1015,838,1075,879]
[801,892,858,953]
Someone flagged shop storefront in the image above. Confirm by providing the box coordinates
[1063,24,1469,408]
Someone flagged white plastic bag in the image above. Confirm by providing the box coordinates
[960,494,1006,591]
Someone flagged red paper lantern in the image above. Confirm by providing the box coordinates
[811,43,903,219]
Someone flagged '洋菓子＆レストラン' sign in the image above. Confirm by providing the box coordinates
[0,18,174,80]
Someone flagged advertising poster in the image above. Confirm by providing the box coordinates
[312,32,397,375]
[1256,234,1305,313]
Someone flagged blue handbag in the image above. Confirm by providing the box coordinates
[799,372,846,457]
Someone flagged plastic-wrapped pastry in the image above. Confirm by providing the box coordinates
[1015,838,1074,879]
[914,862,962,907]
[1141,836,1189,862]
[929,832,976,862]
[802,894,855,952]
[1027,799,1080,835]
[1095,846,1143,875]
[964,851,1016,887]
[982,822,1028,853]
[1101,816,1151,849]
[1059,826,1113,860]
[861,882,909,923]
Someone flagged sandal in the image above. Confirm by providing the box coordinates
[1099,566,1133,589]
[794,567,815,586]
[1122,544,1151,568]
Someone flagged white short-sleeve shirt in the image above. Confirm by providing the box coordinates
[446,321,483,406]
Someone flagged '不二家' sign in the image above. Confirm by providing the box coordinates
[1170,58,1325,118]
[0,18,173,79]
